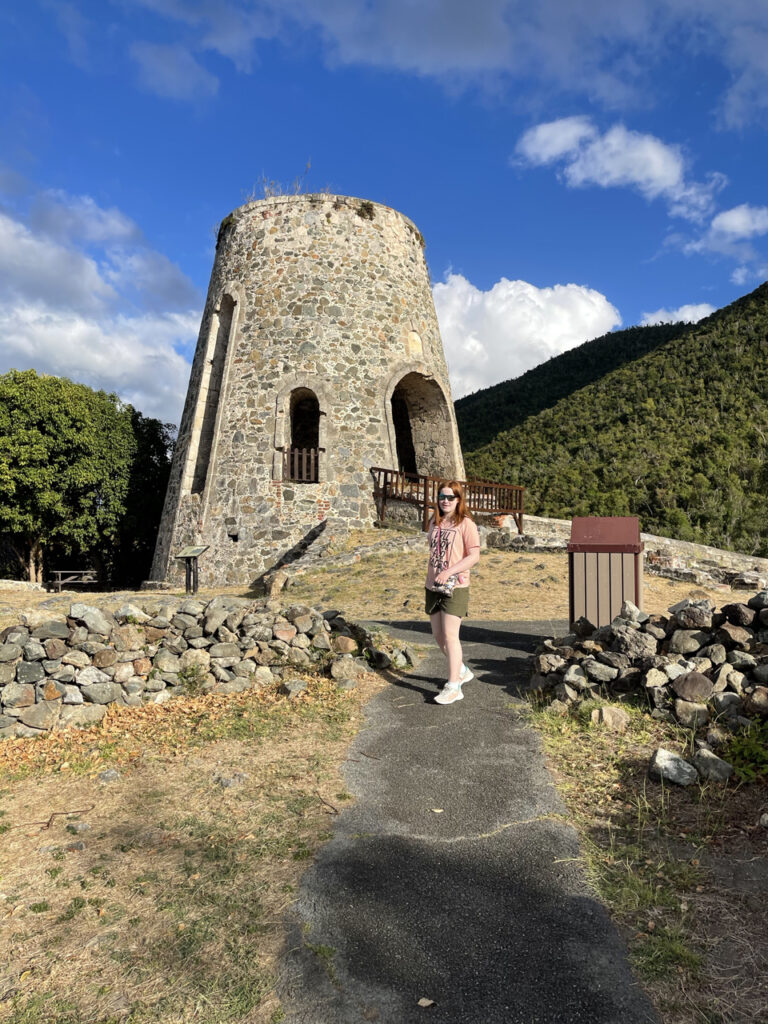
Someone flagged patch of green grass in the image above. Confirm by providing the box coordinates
[56,896,86,922]
[4,994,87,1024]
[29,902,50,913]
[304,940,339,987]
[631,925,703,979]
[726,718,768,782]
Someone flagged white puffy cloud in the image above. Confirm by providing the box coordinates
[0,184,200,423]
[0,211,117,312]
[28,190,141,245]
[685,204,768,266]
[710,204,768,240]
[516,118,726,222]
[433,272,622,398]
[130,41,219,99]
[640,303,715,326]
[0,306,197,423]
[731,264,768,287]
[122,1,768,124]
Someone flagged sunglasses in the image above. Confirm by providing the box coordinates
[438,493,457,500]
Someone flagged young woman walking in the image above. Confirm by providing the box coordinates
[425,480,480,704]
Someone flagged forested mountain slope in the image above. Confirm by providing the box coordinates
[459,282,768,555]
[455,321,689,451]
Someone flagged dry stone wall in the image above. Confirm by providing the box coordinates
[530,595,768,784]
[151,194,464,588]
[0,599,417,741]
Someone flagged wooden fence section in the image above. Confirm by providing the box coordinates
[371,467,524,533]
[283,447,321,483]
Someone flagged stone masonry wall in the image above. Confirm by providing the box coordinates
[151,195,464,587]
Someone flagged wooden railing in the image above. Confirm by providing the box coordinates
[371,467,524,533]
[283,447,321,483]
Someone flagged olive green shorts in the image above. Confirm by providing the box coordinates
[425,586,470,618]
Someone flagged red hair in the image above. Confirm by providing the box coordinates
[435,480,470,524]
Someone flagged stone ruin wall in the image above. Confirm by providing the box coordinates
[150,195,464,587]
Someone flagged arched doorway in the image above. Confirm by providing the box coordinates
[389,372,456,479]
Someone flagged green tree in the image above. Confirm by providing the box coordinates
[0,370,172,583]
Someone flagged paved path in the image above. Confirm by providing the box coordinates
[280,619,658,1024]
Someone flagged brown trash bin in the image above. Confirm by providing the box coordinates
[568,517,644,628]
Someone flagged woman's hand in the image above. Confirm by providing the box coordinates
[434,570,450,585]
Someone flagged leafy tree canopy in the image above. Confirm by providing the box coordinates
[0,369,173,583]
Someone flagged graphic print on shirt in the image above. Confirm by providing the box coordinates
[430,526,453,575]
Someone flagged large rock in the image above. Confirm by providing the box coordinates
[0,643,22,663]
[722,602,755,627]
[745,686,768,716]
[80,681,123,704]
[16,661,45,685]
[674,699,709,729]
[93,648,118,669]
[31,620,70,640]
[113,603,150,624]
[62,650,91,669]
[22,641,46,662]
[668,630,710,655]
[591,706,630,733]
[179,648,211,672]
[583,660,618,683]
[154,649,181,673]
[649,748,698,786]
[610,626,658,659]
[77,665,111,686]
[207,642,240,660]
[693,748,734,782]
[671,671,713,702]
[19,700,61,730]
[58,704,107,729]
[672,602,713,630]
[69,603,115,636]
[711,692,743,717]
[716,621,753,647]
[1,682,35,708]
[111,623,144,652]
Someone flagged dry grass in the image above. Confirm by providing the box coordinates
[285,544,737,624]
[528,697,768,1024]
[0,675,385,1023]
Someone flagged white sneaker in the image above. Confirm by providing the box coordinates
[434,682,463,705]
[460,664,474,683]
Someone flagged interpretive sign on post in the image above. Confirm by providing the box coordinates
[174,546,209,595]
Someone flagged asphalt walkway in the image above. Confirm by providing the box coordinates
[279,618,658,1024]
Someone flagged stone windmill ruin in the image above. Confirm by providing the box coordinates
[149,193,465,586]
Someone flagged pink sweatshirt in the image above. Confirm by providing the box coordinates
[426,516,480,591]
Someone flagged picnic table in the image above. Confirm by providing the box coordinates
[49,569,99,593]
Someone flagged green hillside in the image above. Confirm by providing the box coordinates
[459,282,768,555]
[455,321,689,451]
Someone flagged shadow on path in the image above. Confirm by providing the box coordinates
[279,617,658,1024]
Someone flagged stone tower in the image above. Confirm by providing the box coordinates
[150,194,464,586]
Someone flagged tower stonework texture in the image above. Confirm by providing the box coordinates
[150,194,464,586]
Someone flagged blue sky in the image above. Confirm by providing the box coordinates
[1,0,768,423]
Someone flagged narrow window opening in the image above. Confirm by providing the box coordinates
[284,388,321,482]
[192,295,234,494]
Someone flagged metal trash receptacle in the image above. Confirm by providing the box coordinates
[568,517,643,628]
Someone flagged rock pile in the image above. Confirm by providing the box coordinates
[0,598,413,740]
[530,595,768,785]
